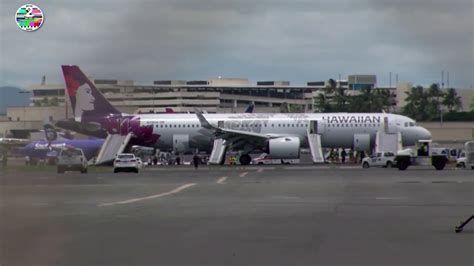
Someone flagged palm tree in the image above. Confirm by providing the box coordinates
[313,93,332,113]
[403,86,430,121]
[442,88,462,112]
[426,83,444,119]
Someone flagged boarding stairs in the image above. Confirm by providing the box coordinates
[375,117,402,154]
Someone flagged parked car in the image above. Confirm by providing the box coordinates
[57,148,88,174]
[114,153,140,173]
[362,151,395,168]
[251,153,299,165]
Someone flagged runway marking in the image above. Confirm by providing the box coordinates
[216,176,228,184]
[98,183,196,207]
[239,172,248,177]
[257,168,264,173]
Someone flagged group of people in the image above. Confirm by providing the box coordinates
[147,152,204,169]
[326,148,367,164]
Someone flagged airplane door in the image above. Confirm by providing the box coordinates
[173,134,189,153]
[384,116,397,134]
[120,117,130,135]
[309,120,325,134]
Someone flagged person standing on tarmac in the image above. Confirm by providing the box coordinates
[193,153,200,169]
[341,149,347,164]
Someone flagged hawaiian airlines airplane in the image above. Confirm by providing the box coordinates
[58,65,431,165]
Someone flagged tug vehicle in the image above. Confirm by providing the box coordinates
[395,140,448,170]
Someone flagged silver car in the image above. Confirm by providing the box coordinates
[57,148,88,174]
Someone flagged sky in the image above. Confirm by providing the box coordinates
[0,0,473,88]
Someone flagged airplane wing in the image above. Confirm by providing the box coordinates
[195,110,283,148]
[0,138,30,147]
[55,119,108,139]
[0,138,29,155]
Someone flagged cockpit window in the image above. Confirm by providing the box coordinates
[409,122,415,127]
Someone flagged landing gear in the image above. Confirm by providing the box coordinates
[239,154,251,165]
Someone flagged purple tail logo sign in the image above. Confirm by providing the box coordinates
[62,65,120,122]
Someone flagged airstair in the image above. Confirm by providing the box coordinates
[208,138,227,165]
[95,133,133,165]
[375,117,402,153]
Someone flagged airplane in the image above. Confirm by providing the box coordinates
[56,65,432,165]
[1,124,104,165]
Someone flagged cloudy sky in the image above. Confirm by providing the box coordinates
[1,0,472,88]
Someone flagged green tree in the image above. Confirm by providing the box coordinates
[50,97,59,106]
[40,97,50,106]
[442,88,462,112]
[333,86,347,112]
[425,83,444,120]
[313,93,332,113]
[279,102,290,113]
[403,86,430,121]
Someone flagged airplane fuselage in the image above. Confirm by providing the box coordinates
[130,112,431,153]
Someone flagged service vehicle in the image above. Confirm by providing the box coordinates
[395,140,448,170]
[57,148,88,173]
[252,153,299,165]
[114,153,140,173]
[361,151,395,168]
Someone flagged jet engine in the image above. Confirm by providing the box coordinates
[265,137,300,159]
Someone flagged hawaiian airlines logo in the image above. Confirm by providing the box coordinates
[63,72,96,122]
[322,115,382,124]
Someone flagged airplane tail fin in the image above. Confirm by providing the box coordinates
[43,124,58,142]
[61,65,121,122]
[244,103,255,113]
[165,107,175,113]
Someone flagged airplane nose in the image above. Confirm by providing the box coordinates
[420,127,431,140]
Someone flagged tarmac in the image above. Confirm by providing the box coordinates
[0,164,473,266]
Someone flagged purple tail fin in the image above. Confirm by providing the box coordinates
[61,65,120,122]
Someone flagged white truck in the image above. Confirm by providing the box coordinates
[394,140,448,170]
[361,151,396,168]
[57,148,88,174]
